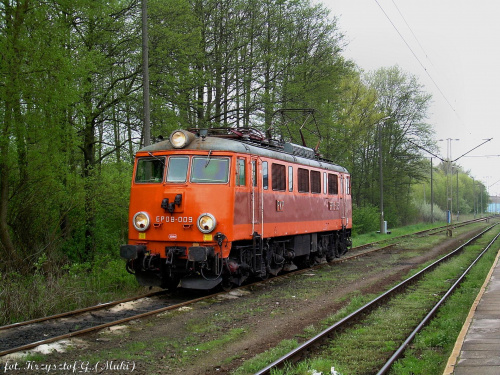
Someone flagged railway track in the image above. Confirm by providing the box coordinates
[0,290,214,357]
[0,217,492,359]
[254,224,500,375]
[353,216,492,252]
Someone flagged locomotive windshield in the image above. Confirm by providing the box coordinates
[166,156,189,183]
[191,157,229,183]
[135,157,165,183]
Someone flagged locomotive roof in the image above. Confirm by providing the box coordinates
[139,131,349,174]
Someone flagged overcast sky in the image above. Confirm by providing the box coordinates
[322,0,500,196]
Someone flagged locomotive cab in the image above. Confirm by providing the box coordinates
[121,130,236,290]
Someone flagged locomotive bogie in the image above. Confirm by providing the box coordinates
[121,129,352,290]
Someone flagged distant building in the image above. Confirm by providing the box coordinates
[488,195,500,213]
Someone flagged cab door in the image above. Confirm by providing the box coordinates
[340,174,346,227]
[340,174,351,228]
[251,157,262,234]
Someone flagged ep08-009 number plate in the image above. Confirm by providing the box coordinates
[156,216,193,224]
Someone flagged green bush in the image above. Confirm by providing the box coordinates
[352,204,380,235]
[414,199,447,222]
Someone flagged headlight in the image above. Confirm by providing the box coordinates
[133,212,150,231]
[170,130,195,148]
[197,213,216,233]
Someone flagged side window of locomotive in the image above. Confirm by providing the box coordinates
[323,172,327,194]
[236,158,246,186]
[272,163,286,191]
[166,156,189,183]
[298,168,309,193]
[310,170,321,194]
[345,176,351,195]
[191,157,229,183]
[135,157,165,183]
[262,161,268,190]
[288,166,293,192]
[328,174,338,195]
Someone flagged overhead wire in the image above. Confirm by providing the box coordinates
[390,0,434,68]
[373,0,467,130]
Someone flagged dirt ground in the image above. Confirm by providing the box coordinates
[3,224,488,375]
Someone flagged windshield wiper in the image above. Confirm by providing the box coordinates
[148,152,167,168]
[205,150,212,168]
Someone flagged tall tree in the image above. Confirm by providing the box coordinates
[0,0,30,270]
[365,66,433,225]
[63,0,141,260]
[0,0,79,269]
[0,0,143,271]
[149,0,345,134]
[148,0,202,133]
[322,69,381,207]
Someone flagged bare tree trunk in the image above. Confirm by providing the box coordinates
[0,0,30,271]
[0,108,17,272]
[142,0,151,146]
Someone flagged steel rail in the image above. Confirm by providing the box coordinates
[352,216,490,251]
[254,225,497,375]
[0,290,166,332]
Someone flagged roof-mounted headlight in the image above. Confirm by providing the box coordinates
[170,130,195,149]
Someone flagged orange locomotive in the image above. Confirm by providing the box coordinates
[120,128,352,290]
